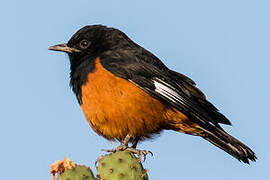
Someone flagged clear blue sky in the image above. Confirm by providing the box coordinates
[1,0,269,179]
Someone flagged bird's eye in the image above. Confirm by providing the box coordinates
[80,40,90,49]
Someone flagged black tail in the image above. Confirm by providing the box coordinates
[200,126,257,164]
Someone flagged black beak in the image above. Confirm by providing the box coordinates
[48,43,80,53]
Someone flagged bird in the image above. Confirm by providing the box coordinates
[49,25,256,164]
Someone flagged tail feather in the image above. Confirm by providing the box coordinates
[199,126,257,164]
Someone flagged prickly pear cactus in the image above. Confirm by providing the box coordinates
[57,165,95,180]
[97,151,148,180]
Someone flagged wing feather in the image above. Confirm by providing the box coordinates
[100,50,231,128]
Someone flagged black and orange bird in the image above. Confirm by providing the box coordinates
[49,25,256,164]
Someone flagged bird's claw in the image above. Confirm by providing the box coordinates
[95,155,104,167]
[101,145,153,162]
[125,147,153,162]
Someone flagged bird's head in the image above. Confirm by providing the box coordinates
[49,25,133,67]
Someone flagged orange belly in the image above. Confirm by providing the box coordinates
[80,58,201,141]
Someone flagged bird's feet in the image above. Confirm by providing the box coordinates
[102,134,152,161]
[102,146,153,162]
[125,147,153,162]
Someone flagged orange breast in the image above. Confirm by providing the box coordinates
[80,58,200,141]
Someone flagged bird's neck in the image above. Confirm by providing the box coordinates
[69,56,96,104]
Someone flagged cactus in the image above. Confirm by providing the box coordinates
[96,151,148,180]
[50,157,95,180]
[50,152,149,180]
[57,165,95,180]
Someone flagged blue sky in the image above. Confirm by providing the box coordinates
[1,0,269,179]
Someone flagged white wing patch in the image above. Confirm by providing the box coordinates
[153,78,183,103]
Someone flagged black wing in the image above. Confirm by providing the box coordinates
[99,50,231,128]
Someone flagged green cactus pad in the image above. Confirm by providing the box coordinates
[97,151,148,180]
[57,165,95,180]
